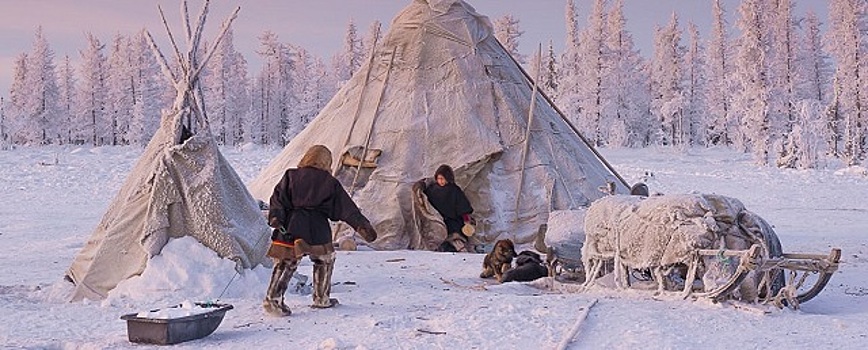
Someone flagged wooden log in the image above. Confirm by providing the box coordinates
[555,299,598,350]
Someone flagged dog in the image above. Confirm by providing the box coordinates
[502,250,549,283]
[480,239,517,282]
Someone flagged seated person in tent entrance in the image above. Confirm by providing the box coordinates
[418,165,475,252]
[265,145,377,316]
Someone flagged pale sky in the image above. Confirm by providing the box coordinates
[0,0,829,100]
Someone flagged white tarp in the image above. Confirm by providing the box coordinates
[248,0,627,249]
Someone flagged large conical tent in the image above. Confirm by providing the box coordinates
[248,0,628,250]
[66,1,269,301]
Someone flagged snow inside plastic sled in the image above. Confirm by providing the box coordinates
[120,302,233,345]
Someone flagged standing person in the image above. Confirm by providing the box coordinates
[264,145,377,316]
[419,164,475,252]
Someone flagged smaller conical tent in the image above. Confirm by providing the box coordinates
[65,2,269,301]
[248,0,629,250]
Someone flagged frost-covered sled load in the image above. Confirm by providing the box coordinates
[248,0,628,250]
[570,194,840,309]
[65,1,269,301]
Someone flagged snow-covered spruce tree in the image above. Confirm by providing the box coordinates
[732,0,771,165]
[57,55,78,145]
[827,0,867,166]
[798,11,833,158]
[77,33,109,146]
[558,0,582,126]
[778,99,825,169]
[204,28,249,146]
[575,0,608,146]
[252,31,295,146]
[649,13,685,147]
[0,97,6,149]
[126,30,166,146]
[826,75,845,158]
[287,47,327,142]
[774,7,831,170]
[332,19,363,87]
[106,34,133,146]
[769,0,803,168]
[684,22,706,147]
[6,53,29,145]
[22,26,60,145]
[704,0,733,146]
[494,14,525,64]
[603,0,651,147]
[539,40,560,101]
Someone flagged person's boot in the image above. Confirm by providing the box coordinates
[263,258,298,316]
[310,252,339,308]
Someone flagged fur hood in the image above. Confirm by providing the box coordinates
[434,164,455,184]
[298,145,332,171]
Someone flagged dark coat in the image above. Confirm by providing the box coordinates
[268,167,368,245]
[424,182,473,235]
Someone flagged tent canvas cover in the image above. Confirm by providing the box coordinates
[66,3,269,301]
[248,0,627,250]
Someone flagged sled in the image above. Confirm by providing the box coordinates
[546,229,841,310]
[564,243,841,310]
[120,302,233,345]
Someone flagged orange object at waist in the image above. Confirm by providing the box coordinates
[271,240,295,248]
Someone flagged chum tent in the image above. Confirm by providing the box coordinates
[247,0,630,250]
[65,2,269,301]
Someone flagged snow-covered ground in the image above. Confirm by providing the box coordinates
[0,145,866,349]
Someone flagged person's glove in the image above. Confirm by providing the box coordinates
[357,222,378,243]
[462,214,475,226]
[268,217,282,229]
[271,227,287,241]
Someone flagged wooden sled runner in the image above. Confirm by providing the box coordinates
[553,243,841,310]
[693,246,841,309]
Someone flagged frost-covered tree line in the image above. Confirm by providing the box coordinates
[542,0,867,168]
[3,2,866,168]
[2,20,375,148]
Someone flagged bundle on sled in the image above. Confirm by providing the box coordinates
[555,193,839,310]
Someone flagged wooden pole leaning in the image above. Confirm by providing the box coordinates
[349,46,397,195]
[493,41,630,190]
[514,44,543,217]
[334,23,382,176]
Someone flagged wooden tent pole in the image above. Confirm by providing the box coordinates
[157,5,187,77]
[334,23,382,176]
[350,47,397,195]
[515,44,543,217]
[493,41,630,190]
[145,31,178,83]
[189,0,210,64]
[150,2,240,138]
[190,6,241,81]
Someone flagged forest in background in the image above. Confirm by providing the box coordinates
[1,0,866,169]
